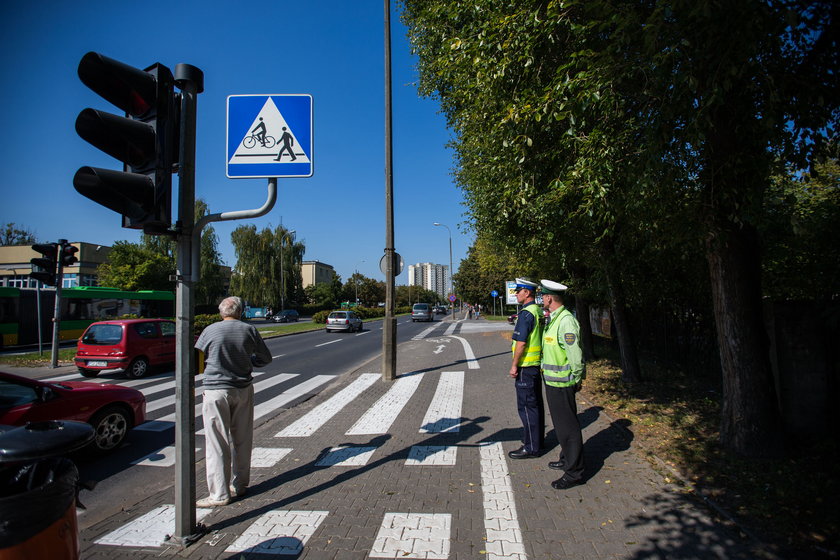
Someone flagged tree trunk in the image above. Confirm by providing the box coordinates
[603,263,642,383]
[574,295,597,363]
[705,223,782,457]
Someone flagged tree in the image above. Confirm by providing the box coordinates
[342,273,385,307]
[140,198,226,307]
[96,241,175,291]
[230,224,304,308]
[402,0,838,456]
[305,271,343,308]
[1,223,37,246]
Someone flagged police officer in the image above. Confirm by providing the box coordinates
[539,279,585,488]
[508,278,545,459]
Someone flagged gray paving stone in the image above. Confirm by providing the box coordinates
[79,321,768,559]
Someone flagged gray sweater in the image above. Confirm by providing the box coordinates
[195,319,273,389]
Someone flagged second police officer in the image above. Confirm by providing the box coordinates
[539,279,586,489]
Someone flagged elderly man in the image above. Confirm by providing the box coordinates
[508,278,545,459]
[539,279,585,489]
[195,296,272,507]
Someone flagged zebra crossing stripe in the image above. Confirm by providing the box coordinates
[479,442,527,560]
[315,445,378,466]
[370,513,451,559]
[412,324,440,340]
[420,371,464,433]
[251,374,334,422]
[345,373,424,435]
[275,373,379,437]
[225,510,329,555]
[94,505,213,547]
[406,445,457,466]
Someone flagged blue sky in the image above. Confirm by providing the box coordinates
[0,0,472,283]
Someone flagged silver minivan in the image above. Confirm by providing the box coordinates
[411,303,433,322]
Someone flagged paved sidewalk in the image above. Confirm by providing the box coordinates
[78,320,767,559]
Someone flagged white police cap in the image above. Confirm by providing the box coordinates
[514,278,539,291]
[539,279,568,295]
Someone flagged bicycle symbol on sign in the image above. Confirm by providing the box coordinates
[242,134,276,149]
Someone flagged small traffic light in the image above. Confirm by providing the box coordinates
[61,242,79,268]
[73,52,179,234]
[30,243,59,286]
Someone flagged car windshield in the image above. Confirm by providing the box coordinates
[82,324,123,345]
[330,312,347,319]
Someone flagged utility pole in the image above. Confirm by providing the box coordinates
[382,0,397,381]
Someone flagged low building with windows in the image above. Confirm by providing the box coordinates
[0,242,111,289]
[301,260,334,288]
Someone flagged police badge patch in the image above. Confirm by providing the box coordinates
[564,333,577,345]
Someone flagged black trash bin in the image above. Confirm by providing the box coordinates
[0,420,94,560]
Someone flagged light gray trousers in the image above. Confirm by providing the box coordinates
[202,385,254,501]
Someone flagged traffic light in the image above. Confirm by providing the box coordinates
[30,243,59,286]
[73,52,179,234]
[61,242,79,268]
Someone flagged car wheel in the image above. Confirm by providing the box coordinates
[125,357,149,378]
[89,405,131,453]
[78,368,98,378]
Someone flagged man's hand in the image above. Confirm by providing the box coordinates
[509,365,519,379]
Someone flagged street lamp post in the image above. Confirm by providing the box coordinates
[433,222,454,320]
[280,230,296,312]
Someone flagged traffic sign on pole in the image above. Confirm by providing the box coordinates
[226,94,313,178]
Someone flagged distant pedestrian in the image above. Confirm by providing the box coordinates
[508,278,545,460]
[194,296,273,507]
[539,279,585,489]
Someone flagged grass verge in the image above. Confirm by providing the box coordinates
[584,339,838,558]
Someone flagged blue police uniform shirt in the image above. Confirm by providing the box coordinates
[512,302,537,343]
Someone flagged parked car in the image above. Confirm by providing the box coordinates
[0,371,146,454]
[271,309,300,323]
[74,318,176,379]
[508,313,518,325]
[325,310,363,333]
[411,303,433,322]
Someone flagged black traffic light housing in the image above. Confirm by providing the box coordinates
[30,243,59,286]
[61,242,79,268]
[73,52,179,235]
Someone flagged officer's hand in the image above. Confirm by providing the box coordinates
[575,380,582,393]
[509,366,519,379]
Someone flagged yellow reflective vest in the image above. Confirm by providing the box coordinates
[512,303,543,368]
[542,306,584,387]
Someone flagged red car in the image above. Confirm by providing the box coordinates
[74,318,176,378]
[0,371,146,454]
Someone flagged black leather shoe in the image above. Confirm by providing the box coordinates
[551,476,583,490]
[548,461,565,471]
[508,447,538,459]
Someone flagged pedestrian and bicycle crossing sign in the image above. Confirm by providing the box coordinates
[226,94,313,178]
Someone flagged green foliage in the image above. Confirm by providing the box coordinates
[230,224,303,307]
[312,310,330,324]
[96,241,175,291]
[762,158,840,300]
[1,223,37,246]
[194,314,219,335]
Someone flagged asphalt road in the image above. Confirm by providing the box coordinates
[63,314,452,529]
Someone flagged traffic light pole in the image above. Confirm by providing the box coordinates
[49,239,67,369]
[171,64,203,546]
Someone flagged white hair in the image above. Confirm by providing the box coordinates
[219,296,243,319]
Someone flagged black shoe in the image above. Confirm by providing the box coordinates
[508,447,538,459]
[548,461,565,471]
[551,476,583,490]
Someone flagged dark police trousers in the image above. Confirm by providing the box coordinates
[545,383,585,481]
[515,366,545,454]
